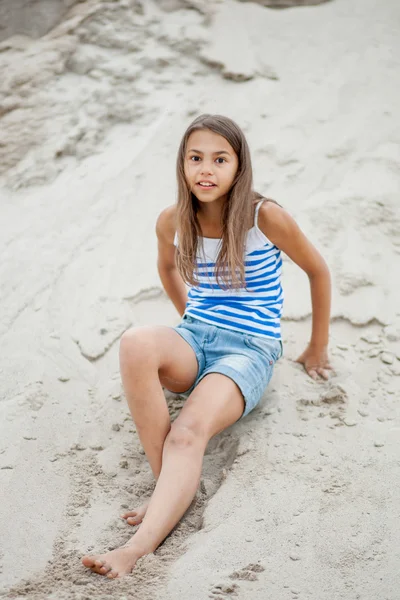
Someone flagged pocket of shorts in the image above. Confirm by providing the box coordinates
[244,335,281,361]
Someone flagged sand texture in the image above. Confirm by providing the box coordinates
[0,0,399,598]
[239,1,332,8]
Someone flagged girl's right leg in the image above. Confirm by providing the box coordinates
[118,325,198,523]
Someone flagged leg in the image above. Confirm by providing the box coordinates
[119,325,199,477]
[119,325,198,525]
[82,373,244,578]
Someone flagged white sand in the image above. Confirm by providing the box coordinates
[0,0,399,598]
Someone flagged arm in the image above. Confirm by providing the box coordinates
[156,206,188,317]
[259,202,332,380]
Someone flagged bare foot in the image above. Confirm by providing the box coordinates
[121,500,150,526]
[81,545,142,579]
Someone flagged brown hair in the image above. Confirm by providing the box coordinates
[175,114,265,290]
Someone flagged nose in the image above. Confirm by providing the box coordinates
[200,161,214,175]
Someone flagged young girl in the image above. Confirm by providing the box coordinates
[82,114,331,578]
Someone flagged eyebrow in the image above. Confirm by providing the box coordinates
[188,149,231,156]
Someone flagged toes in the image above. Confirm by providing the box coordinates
[89,559,107,574]
[107,570,119,579]
[82,556,98,568]
[121,511,137,518]
[99,565,112,575]
[94,559,105,568]
[82,556,118,577]
[82,556,111,576]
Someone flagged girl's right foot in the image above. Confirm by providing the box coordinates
[121,500,150,526]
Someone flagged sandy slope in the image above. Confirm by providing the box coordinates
[0,0,399,598]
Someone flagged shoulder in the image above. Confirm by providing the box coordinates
[155,204,177,244]
[258,199,299,247]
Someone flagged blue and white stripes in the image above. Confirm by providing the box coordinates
[174,200,284,340]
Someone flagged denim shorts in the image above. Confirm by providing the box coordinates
[168,314,283,418]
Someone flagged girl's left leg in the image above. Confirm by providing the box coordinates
[82,372,245,578]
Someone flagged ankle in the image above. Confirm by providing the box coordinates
[124,537,155,557]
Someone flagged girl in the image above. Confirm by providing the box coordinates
[82,114,331,578]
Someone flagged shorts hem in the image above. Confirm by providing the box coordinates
[168,327,204,397]
[196,364,263,418]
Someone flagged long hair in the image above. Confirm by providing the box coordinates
[175,114,264,290]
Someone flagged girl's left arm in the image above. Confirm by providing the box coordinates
[259,202,332,380]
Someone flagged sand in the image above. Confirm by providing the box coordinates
[0,0,399,598]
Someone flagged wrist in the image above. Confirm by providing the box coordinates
[308,340,328,351]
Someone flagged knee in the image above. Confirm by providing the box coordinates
[165,420,205,450]
[119,327,157,365]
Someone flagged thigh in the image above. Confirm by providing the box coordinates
[174,373,245,440]
[120,325,199,394]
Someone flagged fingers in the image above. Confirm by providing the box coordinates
[306,368,318,381]
[294,353,334,380]
[306,366,332,380]
[317,367,331,380]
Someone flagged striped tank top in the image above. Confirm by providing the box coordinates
[174,199,284,340]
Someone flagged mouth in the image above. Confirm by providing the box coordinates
[196,181,217,189]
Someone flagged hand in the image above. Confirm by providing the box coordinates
[296,344,332,380]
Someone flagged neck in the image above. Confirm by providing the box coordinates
[196,195,227,225]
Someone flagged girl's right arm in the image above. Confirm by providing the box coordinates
[156,206,188,317]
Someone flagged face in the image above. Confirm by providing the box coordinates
[184,129,239,205]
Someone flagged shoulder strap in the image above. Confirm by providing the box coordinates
[254,199,266,229]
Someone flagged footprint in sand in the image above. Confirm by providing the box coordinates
[209,581,239,598]
[209,563,265,598]
[229,562,265,581]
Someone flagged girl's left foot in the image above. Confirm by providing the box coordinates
[121,500,150,526]
[81,545,143,578]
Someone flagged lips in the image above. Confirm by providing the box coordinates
[197,181,216,187]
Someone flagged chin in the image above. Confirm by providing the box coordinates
[195,196,220,203]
